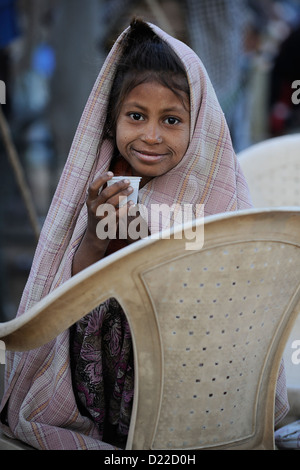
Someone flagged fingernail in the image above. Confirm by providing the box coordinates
[107,171,113,177]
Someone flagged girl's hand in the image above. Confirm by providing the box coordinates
[86,171,134,241]
[72,172,134,275]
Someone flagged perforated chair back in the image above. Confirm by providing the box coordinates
[238,134,300,207]
[1,208,300,450]
[238,135,300,401]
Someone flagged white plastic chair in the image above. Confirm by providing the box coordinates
[238,134,300,208]
[1,208,300,450]
[238,134,300,441]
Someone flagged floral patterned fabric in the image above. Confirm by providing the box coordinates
[71,298,134,449]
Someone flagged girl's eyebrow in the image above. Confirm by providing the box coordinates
[123,102,147,111]
[123,101,189,114]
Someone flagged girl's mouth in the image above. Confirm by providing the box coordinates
[132,148,168,162]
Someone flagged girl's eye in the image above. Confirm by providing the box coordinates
[129,112,144,121]
[165,117,180,125]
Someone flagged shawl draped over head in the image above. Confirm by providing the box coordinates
[0,22,289,450]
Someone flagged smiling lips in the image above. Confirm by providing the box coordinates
[132,147,169,162]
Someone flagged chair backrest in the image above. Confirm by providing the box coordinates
[238,134,300,207]
[238,135,300,398]
[1,208,300,450]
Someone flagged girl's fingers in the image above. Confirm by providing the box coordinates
[106,186,133,208]
[88,172,114,200]
[87,172,135,222]
[88,173,134,206]
[100,179,132,203]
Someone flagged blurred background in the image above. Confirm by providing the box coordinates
[0,0,300,321]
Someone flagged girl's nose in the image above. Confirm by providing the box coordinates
[142,123,162,144]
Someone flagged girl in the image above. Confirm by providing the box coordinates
[0,19,288,450]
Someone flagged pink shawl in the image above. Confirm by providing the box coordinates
[0,23,288,449]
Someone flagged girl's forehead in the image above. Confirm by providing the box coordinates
[122,80,190,111]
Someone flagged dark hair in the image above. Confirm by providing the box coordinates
[103,18,190,140]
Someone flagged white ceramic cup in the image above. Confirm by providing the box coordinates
[106,176,141,206]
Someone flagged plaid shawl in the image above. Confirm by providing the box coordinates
[0,22,288,449]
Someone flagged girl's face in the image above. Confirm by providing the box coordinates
[115,81,190,185]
